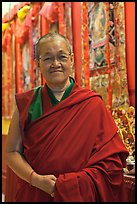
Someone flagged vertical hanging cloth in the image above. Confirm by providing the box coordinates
[2,44,5,117]
[64,3,72,44]
[105,2,112,111]
[2,28,8,117]
[15,18,23,93]
[39,2,50,36]
[29,11,34,89]
[6,26,12,116]
[23,3,41,89]
[82,2,90,89]
[71,2,82,86]
[40,3,50,85]
[25,9,34,89]
[10,21,16,115]
[58,2,65,35]
[124,2,135,106]
[39,2,56,85]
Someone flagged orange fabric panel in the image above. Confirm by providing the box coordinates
[71,2,82,86]
[125,2,135,106]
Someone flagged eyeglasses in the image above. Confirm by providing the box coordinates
[39,53,70,64]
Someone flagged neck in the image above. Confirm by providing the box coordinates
[47,78,70,93]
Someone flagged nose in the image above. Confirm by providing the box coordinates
[51,57,61,66]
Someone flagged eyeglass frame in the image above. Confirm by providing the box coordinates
[39,52,71,64]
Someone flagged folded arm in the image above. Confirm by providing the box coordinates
[53,133,128,202]
[5,107,56,196]
[53,153,124,202]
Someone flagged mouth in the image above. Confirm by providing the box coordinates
[50,70,63,73]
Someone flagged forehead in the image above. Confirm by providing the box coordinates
[39,37,68,51]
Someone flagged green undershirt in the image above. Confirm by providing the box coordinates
[28,78,74,122]
[46,78,74,106]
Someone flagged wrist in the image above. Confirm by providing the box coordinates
[29,170,40,187]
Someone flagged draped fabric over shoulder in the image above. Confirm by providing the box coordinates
[15,80,128,202]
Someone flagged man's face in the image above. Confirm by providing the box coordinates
[36,37,74,88]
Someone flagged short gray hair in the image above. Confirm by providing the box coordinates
[34,32,72,60]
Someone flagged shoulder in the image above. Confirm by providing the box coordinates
[73,79,101,98]
[15,86,42,111]
[75,83,102,100]
[15,89,34,98]
[78,86,110,114]
[15,86,43,99]
[15,89,34,112]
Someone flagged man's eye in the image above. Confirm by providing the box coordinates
[44,57,52,61]
[59,55,68,60]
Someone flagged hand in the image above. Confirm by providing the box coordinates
[34,174,57,196]
[51,192,55,197]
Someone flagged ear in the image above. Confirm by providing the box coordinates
[34,59,40,70]
[70,53,75,77]
[70,52,74,68]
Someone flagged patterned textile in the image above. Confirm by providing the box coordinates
[2,3,41,118]
[82,2,129,111]
[22,19,42,92]
[2,2,130,118]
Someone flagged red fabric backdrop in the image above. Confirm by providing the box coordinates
[125,2,135,107]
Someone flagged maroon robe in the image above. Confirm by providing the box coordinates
[15,81,128,202]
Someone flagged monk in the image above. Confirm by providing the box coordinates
[5,32,129,202]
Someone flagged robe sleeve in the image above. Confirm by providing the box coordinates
[53,133,128,202]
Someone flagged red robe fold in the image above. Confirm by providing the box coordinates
[15,81,128,202]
